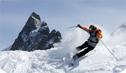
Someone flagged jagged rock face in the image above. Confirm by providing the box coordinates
[10,12,62,51]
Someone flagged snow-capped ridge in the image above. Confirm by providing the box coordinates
[119,23,126,29]
[111,23,126,36]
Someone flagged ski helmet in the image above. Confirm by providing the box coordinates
[89,25,97,30]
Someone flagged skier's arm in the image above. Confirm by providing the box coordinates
[77,24,90,32]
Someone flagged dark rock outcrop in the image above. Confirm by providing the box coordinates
[10,12,62,51]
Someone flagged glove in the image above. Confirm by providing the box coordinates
[76,24,81,27]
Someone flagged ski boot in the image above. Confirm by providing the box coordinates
[69,55,78,67]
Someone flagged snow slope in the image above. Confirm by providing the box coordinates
[120,69,126,73]
[0,69,6,73]
[0,28,126,73]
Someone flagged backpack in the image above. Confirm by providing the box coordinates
[96,29,103,39]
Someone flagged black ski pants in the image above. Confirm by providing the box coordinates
[75,41,95,58]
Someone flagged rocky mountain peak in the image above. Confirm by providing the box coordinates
[119,23,126,31]
[10,12,62,51]
[31,12,41,20]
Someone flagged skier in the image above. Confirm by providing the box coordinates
[71,24,103,63]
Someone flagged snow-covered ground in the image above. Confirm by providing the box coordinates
[120,69,126,73]
[0,28,126,73]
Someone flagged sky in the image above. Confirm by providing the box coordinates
[0,0,126,49]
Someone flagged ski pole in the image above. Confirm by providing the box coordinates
[66,25,77,29]
[100,40,118,61]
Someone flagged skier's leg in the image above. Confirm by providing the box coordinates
[75,46,94,59]
[76,41,88,51]
[72,41,89,60]
[69,46,94,66]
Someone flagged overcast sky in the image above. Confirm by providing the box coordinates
[0,0,126,49]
